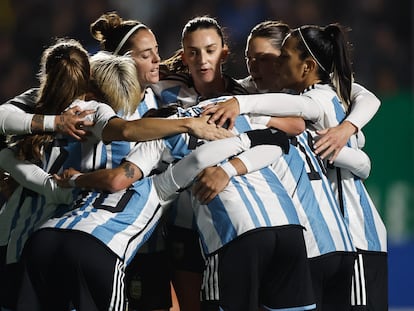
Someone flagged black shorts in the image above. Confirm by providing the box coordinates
[0,244,5,269]
[351,249,388,311]
[166,225,205,273]
[201,226,315,311]
[0,261,23,309]
[125,250,172,311]
[309,252,356,310]
[18,228,126,311]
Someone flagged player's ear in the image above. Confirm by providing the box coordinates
[303,58,316,76]
[304,58,316,73]
[179,50,187,66]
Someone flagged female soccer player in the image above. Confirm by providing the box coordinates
[203,23,387,311]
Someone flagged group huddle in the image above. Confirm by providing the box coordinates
[0,11,387,311]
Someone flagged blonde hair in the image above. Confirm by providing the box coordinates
[90,52,141,116]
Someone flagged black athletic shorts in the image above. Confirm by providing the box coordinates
[17,228,126,311]
[309,252,356,310]
[166,225,205,273]
[125,250,172,311]
[351,249,388,311]
[201,226,316,311]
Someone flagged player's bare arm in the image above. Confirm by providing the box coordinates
[55,161,143,193]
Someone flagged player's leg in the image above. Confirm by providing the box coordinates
[170,282,180,311]
[166,225,205,311]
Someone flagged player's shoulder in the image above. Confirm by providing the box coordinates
[69,99,110,110]
[152,73,192,91]
[1,88,39,112]
[224,75,250,95]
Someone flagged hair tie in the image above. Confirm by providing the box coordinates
[114,24,148,55]
[297,27,328,73]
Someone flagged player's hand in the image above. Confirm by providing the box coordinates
[56,106,95,140]
[201,97,240,129]
[313,121,357,163]
[192,166,230,204]
[188,115,234,141]
[53,168,81,188]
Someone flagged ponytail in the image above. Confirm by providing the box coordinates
[324,24,353,111]
[291,24,353,112]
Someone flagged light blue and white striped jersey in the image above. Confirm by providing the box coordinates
[103,88,160,169]
[151,73,248,108]
[125,104,258,179]
[151,73,249,230]
[39,92,297,266]
[1,99,115,263]
[5,187,75,264]
[125,107,300,256]
[301,84,386,252]
[40,102,254,264]
[193,167,301,255]
[42,178,164,265]
[37,89,166,265]
[0,88,39,246]
[100,88,166,255]
[2,91,161,263]
[274,131,355,258]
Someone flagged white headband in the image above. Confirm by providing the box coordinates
[297,27,328,73]
[113,24,148,55]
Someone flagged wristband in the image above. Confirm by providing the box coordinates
[43,115,56,132]
[68,173,82,188]
[219,162,238,179]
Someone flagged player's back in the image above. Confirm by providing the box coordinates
[274,131,355,257]
[193,165,301,255]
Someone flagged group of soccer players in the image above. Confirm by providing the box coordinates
[0,10,387,311]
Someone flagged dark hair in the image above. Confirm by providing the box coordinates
[290,24,353,110]
[90,11,147,55]
[160,49,186,75]
[181,16,226,48]
[16,38,90,162]
[248,20,290,50]
[162,16,227,74]
[37,38,90,115]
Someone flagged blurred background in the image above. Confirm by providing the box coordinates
[0,0,412,308]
